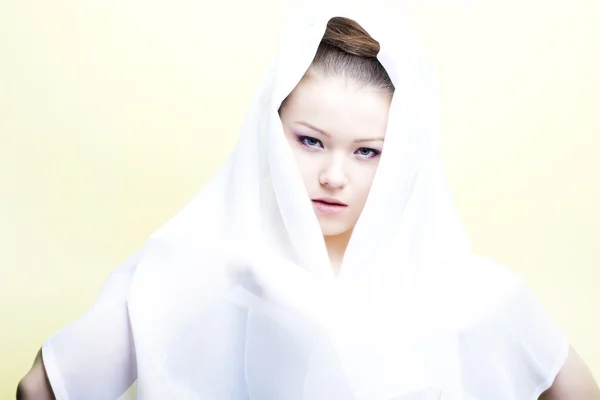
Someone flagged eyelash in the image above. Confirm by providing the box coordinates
[295,135,381,159]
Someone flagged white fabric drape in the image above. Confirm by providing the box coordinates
[42,3,568,399]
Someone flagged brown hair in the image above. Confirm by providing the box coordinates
[307,17,394,94]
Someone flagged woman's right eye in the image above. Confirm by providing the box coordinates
[297,135,323,149]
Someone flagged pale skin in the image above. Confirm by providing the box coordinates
[279,73,390,274]
[18,72,599,398]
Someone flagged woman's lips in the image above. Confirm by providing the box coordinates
[312,199,348,215]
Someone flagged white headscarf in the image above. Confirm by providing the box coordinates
[41,3,569,400]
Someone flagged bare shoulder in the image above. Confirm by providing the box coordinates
[17,348,55,400]
[540,346,600,399]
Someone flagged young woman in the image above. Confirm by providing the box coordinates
[18,4,599,399]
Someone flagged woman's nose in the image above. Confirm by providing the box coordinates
[319,156,347,189]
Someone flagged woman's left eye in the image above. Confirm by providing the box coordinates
[355,147,380,158]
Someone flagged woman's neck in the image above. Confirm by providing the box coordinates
[324,230,352,276]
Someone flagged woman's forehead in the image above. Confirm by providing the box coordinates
[282,75,392,141]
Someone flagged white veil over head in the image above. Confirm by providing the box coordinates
[41,3,569,400]
[145,1,471,274]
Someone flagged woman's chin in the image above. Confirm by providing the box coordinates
[318,222,352,238]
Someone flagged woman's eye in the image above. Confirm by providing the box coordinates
[356,147,380,158]
[298,135,323,148]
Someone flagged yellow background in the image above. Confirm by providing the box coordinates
[1,0,598,398]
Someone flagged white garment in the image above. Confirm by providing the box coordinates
[42,3,569,399]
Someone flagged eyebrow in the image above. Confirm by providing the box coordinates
[296,121,385,143]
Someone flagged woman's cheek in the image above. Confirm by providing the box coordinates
[358,167,379,194]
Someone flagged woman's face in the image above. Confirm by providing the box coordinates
[279,73,392,237]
